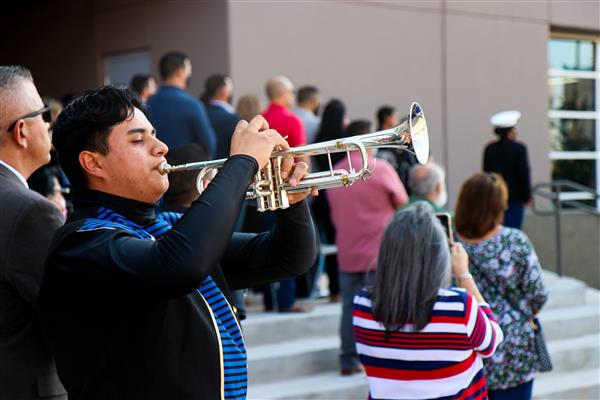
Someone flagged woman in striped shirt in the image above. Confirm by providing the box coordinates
[353,202,503,400]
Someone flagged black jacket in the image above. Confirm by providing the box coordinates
[206,103,241,160]
[39,156,316,399]
[483,138,531,203]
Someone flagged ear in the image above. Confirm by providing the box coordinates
[79,150,106,180]
[435,182,442,194]
[11,120,28,148]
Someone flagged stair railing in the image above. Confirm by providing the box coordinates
[531,180,600,276]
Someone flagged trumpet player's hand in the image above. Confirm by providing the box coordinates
[230,115,289,169]
[281,159,319,204]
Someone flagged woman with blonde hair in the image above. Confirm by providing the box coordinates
[235,94,262,122]
[455,172,548,400]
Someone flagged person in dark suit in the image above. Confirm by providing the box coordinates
[483,110,531,229]
[201,74,241,160]
[0,66,66,399]
[147,51,217,157]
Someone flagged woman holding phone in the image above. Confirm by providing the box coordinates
[353,202,503,400]
[455,173,548,400]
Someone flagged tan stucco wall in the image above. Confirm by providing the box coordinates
[227,1,567,206]
[444,10,550,206]
[228,1,445,165]
[1,0,598,205]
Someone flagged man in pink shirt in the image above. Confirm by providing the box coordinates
[326,120,408,375]
[260,76,309,312]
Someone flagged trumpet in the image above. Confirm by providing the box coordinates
[159,102,429,212]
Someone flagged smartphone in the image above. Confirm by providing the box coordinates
[435,212,454,245]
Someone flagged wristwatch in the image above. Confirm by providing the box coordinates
[457,273,473,284]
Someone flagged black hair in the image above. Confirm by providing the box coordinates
[129,74,152,95]
[200,74,228,105]
[52,86,138,191]
[346,119,371,136]
[28,166,56,197]
[314,99,346,170]
[296,86,319,105]
[376,105,395,131]
[159,51,189,81]
[315,99,346,143]
[494,126,512,138]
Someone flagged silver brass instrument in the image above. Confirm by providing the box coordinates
[159,102,429,212]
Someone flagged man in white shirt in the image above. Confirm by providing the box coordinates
[0,65,66,399]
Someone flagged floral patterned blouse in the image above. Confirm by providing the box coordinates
[459,226,548,390]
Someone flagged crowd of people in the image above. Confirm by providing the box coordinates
[0,51,548,400]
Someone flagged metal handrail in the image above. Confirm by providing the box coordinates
[531,180,600,276]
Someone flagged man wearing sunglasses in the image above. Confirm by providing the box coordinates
[0,66,67,399]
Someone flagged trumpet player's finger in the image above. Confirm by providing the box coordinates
[248,115,269,132]
[233,119,249,133]
[264,129,290,151]
[288,161,309,187]
[280,155,295,179]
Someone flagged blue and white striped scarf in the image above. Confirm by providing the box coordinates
[79,207,248,399]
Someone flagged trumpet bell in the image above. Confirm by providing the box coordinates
[409,102,429,164]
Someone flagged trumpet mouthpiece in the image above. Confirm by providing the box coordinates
[158,163,171,175]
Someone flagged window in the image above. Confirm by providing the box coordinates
[104,50,152,87]
[548,33,600,209]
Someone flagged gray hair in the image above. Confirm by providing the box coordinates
[0,65,33,89]
[0,66,34,136]
[409,162,445,197]
[372,201,451,331]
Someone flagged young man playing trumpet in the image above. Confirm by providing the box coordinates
[39,86,317,400]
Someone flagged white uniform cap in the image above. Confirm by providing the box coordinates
[490,110,521,128]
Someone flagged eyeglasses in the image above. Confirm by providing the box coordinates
[6,105,52,132]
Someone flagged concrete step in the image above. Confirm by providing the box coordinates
[248,371,368,400]
[533,367,599,399]
[538,304,600,341]
[543,273,588,310]
[247,335,339,385]
[243,303,339,347]
[242,272,590,347]
[246,333,599,388]
[243,271,599,397]
[546,333,600,374]
[249,367,600,400]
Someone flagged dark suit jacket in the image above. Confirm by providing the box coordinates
[147,86,217,157]
[0,164,67,399]
[206,103,241,160]
[483,137,531,203]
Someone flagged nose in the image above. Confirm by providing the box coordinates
[152,136,169,157]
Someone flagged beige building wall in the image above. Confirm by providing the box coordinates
[228,1,445,168]
[227,1,567,207]
[1,0,598,208]
[444,9,550,206]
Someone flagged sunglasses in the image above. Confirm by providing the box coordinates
[6,105,52,132]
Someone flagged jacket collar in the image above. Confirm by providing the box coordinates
[71,189,157,226]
